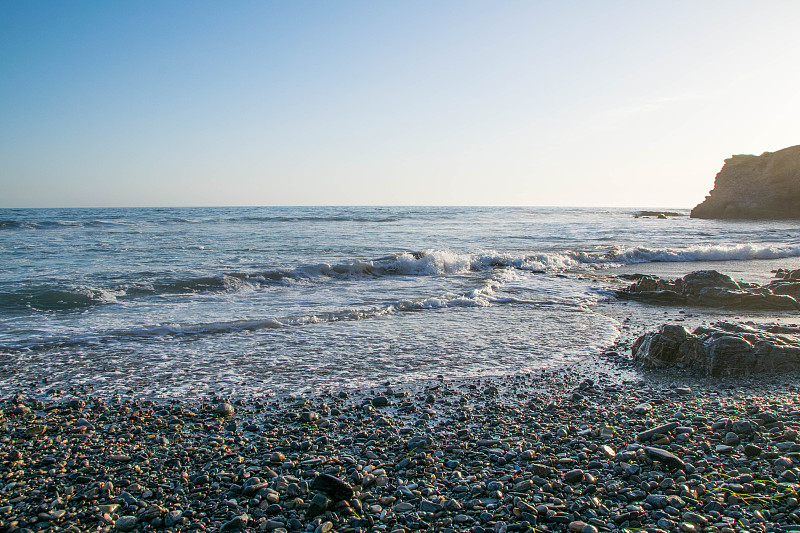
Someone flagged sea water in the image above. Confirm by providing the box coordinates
[1,206,799,398]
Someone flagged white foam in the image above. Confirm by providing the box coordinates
[388,250,474,276]
[610,243,800,264]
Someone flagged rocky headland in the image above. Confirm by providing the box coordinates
[690,144,800,219]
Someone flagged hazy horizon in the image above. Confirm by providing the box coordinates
[2,1,799,208]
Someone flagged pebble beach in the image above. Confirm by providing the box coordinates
[5,349,800,533]
[4,208,800,533]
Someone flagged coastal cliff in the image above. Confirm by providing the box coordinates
[690,144,800,219]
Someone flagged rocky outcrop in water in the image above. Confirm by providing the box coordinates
[633,322,800,376]
[691,144,800,219]
[616,269,800,310]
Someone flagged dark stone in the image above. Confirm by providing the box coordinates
[618,270,800,311]
[371,396,390,407]
[637,422,680,442]
[563,469,584,483]
[420,500,444,513]
[407,435,434,450]
[310,474,354,501]
[308,492,333,517]
[220,515,248,532]
[645,447,686,470]
[633,320,800,376]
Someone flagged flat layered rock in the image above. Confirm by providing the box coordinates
[633,321,800,376]
[617,270,800,310]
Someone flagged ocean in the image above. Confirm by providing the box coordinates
[2,206,799,399]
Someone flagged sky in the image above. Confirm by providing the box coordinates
[1,0,799,208]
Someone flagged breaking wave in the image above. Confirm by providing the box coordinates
[4,244,799,313]
[0,277,524,352]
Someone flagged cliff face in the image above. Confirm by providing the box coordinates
[690,144,800,219]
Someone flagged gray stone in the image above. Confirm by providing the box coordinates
[633,320,800,376]
[220,514,248,532]
[420,500,444,513]
[310,474,353,501]
[214,402,235,417]
[637,422,680,442]
[645,446,686,470]
[407,435,433,450]
[115,516,138,532]
[307,492,333,516]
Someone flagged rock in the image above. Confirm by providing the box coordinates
[214,402,235,417]
[637,422,680,442]
[140,504,166,521]
[307,492,333,516]
[420,500,444,513]
[599,445,616,459]
[115,516,138,532]
[645,447,686,470]
[300,411,319,423]
[618,270,800,310]
[758,411,779,424]
[220,514,248,531]
[310,474,353,501]
[407,435,433,450]
[745,444,762,457]
[633,211,685,218]
[682,512,708,526]
[371,395,390,407]
[646,494,669,508]
[568,521,589,532]
[633,321,800,376]
[314,522,333,533]
[564,469,584,483]
[691,144,800,219]
[164,510,183,527]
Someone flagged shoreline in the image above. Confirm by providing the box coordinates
[4,350,800,533]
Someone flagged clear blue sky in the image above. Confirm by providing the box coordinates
[2,0,799,208]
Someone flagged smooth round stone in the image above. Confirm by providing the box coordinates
[213,402,235,417]
[724,432,740,445]
[568,521,588,532]
[300,411,319,423]
[564,469,585,483]
[371,396,390,407]
[270,452,285,463]
[115,516,138,532]
[315,522,333,533]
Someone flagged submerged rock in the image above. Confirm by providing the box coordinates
[633,210,685,218]
[691,144,800,219]
[633,321,800,376]
[617,269,800,310]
